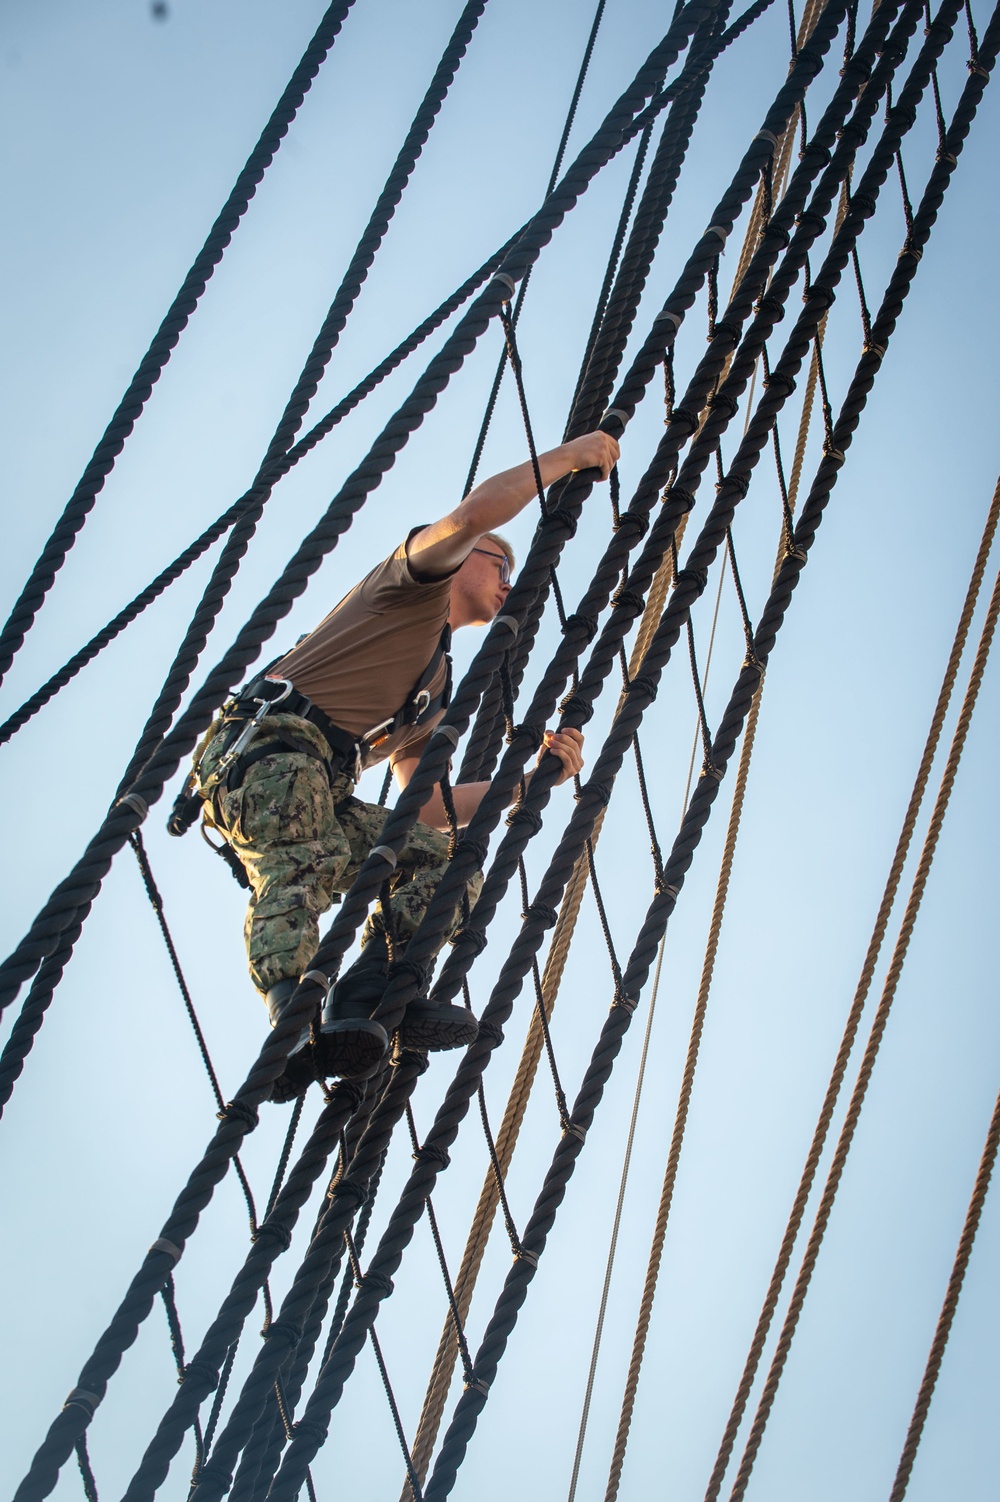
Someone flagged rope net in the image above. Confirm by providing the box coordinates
[2,2,998,1500]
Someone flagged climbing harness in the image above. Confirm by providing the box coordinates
[167,626,453,883]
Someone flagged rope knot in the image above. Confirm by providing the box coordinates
[710,318,740,349]
[507,804,543,835]
[477,1019,504,1047]
[412,1143,451,1170]
[512,723,545,754]
[763,369,796,397]
[586,780,615,809]
[755,293,785,325]
[394,1046,431,1073]
[541,505,578,540]
[628,674,659,706]
[451,925,488,957]
[359,1270,395,1298]
[674,565,708,593]
[217,1099,259,1130]
[183,1358,221,1391]
[327,1077,366,1111]
[709,390,739,419]
[389,956,431,990]
[612,588,646,619]
[293,1417,328,1446]
[796,207,826,236]
[562,611,599,644]
[262,1317,303,1350]
[522,902,558,931]
[664,484,695,514]
[762,221,791,249]
[669,405,699,437]
[557,692,593,724]
[329,1176,368,1209]
[252,1221,293,1253]
[700,760,724,782]
[613,510,649,540]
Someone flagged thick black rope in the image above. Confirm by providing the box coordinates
[226,1078,388,1502]
[462,0,608,496]
[0,0,357,689]
[418,20,995,1496]
[242,18,902,1497]
[0,0,710,1067]
[109,20,735,1489]
[0,227,522,750]
[9,7,866,1495]
[293,0,944,1481]
[461,0,737,785]
[113,0,491,804]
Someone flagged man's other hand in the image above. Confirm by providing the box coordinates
[540,727,585,785]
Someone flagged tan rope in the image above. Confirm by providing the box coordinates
[889,914,1000,1501]
[721,497,1000,1502]
[410,11,821,1485]
[600,47,830,1494]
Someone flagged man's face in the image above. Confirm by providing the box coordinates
[451,543,512,626]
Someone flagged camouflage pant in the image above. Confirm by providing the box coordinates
[199,714,482,995]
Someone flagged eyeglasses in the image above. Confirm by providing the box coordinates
[471,547,511,585]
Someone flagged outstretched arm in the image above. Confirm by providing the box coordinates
[408,430,619,579]
[393,727,585,831]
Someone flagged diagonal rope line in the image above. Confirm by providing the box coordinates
[888,1005,1000,1499]
[0,0,357,688]
[712,483,1000,1501]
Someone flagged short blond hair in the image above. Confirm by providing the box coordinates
[481,532,515,571]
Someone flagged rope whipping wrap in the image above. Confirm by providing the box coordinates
[417,16,989,1497]
[114,0,490,800]
[9,13,720,1496]
[700,486,1000,1502]
[0,0,356,689]
[0,0,710,1036]
[0,225,524,749]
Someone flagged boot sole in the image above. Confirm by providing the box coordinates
[317,1018,389,1079]
[400,1004,479,1052]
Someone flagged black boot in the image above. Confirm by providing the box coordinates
[267,968,387,1102]
[378,936,479,1053]
[266,977,321,1104]
[265,978,309,1055]
[316,937,392,1079]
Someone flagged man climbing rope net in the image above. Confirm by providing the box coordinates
[186,429,619,1094]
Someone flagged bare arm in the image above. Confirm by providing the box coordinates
[392,728,585,831]
[408,431,619,579]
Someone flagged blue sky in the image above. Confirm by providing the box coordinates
[2,2,1000,1499]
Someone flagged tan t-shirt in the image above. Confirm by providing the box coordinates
[274,530,455,769]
